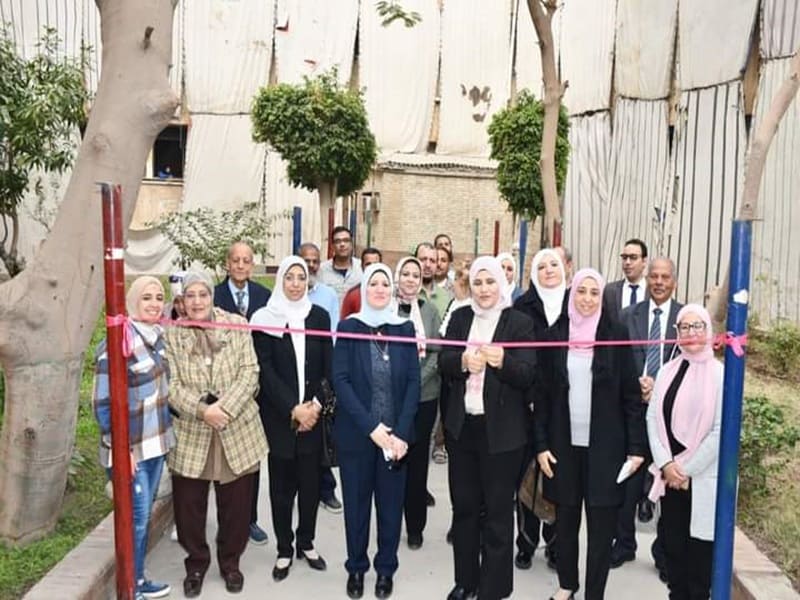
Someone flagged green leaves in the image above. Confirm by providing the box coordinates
[154,203,289,280]
[487,90,570,221]
[250,69,377,199]
[375,1,422,28]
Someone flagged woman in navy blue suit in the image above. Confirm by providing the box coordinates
[333,263,421,600]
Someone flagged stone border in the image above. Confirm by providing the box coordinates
[24,511,797,600]
[23,497,173,600]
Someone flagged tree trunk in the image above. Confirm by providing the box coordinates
[527,0,566,247]
[706,48,800,326]
[317,179,337,257]
[0,0,179,544]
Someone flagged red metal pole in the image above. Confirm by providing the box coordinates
[101,183,135,600]
[493,221,500,256]
[327,207,335,259]
[552,220,562,247]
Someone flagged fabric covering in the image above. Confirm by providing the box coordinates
[273,0,358,86]
[614,0,677,99]
[761,0,800,59]
[751,57,800,322]
[359,0,439,153]
[562,112,612,275]
[559,0,616,115]
[666,81,745,305]
[436,0,513,157]
[678,0,759,90]
[183,0,274,113]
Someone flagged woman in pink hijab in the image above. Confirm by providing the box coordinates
[533,268,645,600]
[646,304,723,600]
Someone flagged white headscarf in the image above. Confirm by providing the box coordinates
[350,263,407,328]
[496,252,518,299]
[251,256,313,404]
[394,256,427,359]
[530,249,567,327]
[469,256,512,319]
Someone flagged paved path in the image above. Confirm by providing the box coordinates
[146,462,668,599]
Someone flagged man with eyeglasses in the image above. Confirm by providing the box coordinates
[611,257,682,583]
[318,226,363,305]
[603,239,650,321]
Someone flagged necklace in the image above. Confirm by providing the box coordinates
[372,329,389,362]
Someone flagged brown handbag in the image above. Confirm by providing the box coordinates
[518,458,556,524]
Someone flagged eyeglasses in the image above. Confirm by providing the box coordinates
[333,237,352,245]
[620,254,642,261]
[675,321,707,334]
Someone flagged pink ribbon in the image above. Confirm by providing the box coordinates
[713,332,747,357]
[105,314,134,358]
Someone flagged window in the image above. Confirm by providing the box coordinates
[148,124,187,180]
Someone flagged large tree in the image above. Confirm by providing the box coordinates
[0,0,179,544]
[250,70,377,243]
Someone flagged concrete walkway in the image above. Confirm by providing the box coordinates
[145,462,668,599]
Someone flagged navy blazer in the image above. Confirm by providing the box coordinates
[619,299,683,374]
[332,319,421,455]
[602,279,650,323]
[213,278,271,320]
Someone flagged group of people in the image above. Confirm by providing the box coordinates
[92,232,723,600]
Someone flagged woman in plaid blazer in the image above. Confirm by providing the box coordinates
[165,271,268,598]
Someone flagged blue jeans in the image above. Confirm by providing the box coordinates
[110,455,165,583]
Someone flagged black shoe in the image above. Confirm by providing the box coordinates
[321,494,343,513]
[183,572,204,598]
[272,558,292,581]
[610,548,636,568]
[447,585,477,600]
[375,575,393,599]
[296,547,327,570]
[426,490,436,507]
[514,550,532,570]
[446,527,453,544]
[637,499,655,523]
[546,551,558,571]
[658,565,669,583]
[407,532,423,550]
[347,572,364,599]
[223,570,244,593]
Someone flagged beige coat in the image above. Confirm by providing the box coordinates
[166,308,267,478]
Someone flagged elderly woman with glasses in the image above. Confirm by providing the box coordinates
[645,304,723,600]
[165,271,267,598]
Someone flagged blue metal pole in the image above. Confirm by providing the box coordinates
[518,219,528,290]
[711,220,752,600]
[292,206,302,255]
[349,206,357,245]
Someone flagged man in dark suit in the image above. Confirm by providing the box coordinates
[611,257,681,583]
[213,241,271,544]
[602,238,649,322]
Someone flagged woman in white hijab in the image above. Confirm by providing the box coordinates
[497,252,523,303]
[333,263,421,600]
[439,256,536,600]
[251,256,333,581]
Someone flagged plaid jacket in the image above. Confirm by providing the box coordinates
[165,308,267,478]
[93,324,176,468]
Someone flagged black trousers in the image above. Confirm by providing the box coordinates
[516,446,556,555]
[555,447,618,600]
[172,473,253,577]
[614,458,646,553]
[250,469,260,524]
[447,415,524,600]
[661,486,713,600]
[267,451,321,558]
[404,400,438,536]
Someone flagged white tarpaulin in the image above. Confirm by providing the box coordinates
[666,81,746,305]
[605,99,671,273]
[678,0,759,90]
[359,0,439,153]
[562,112,612,273]
[436,0,513,157]
[513,0,561,98]
[559,0,616,115]
[183,0,274,114]
[125,229,179,275]
[614,0,677,99]
[273,0,358,86]
[761,0,800,59]
[751,57,800,322]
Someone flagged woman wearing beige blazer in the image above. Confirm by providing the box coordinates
[166,271,268,598]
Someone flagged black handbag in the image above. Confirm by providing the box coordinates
[318,378,338,467]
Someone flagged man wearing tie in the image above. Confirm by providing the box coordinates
[602,239,649,322]
[214,241,272,545]
[611,257,681,583]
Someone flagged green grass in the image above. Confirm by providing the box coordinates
[0,312,111,600]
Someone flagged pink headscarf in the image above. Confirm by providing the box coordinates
[648,303,719,502]
[567,268,605,357]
